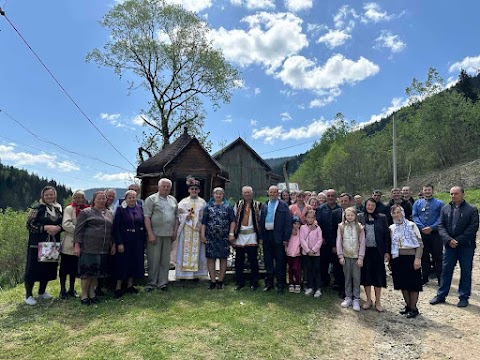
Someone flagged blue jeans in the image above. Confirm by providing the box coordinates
[437,245,475,301]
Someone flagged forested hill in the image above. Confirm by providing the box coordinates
[0,163,71,211]
[289,69,480,193]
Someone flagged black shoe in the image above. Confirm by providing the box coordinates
[429,296,446,305]
[399,306,411,315]
[67,289,78,298]
[217,281,224,290]
[59,290,68,300]
[95,289,105,297]
[114,290,123,299]
[126,286,139,294]
[406,308,419,318]
[457,299,469,308]
[80,298,90,306]
[208,282,216,290]
[159,285,168,292]
[263,286,273,292]
[235,285,245,291]
[89,296,100,304]
[250,285,258,291]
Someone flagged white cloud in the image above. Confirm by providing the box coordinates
[250,119,258,126]
[222,115,233,123]
[254,87,261,95]
[361,2,392,23]
[309,88,342,108]
[361,96,408,127]
[285,0,312,12]
[94,172,134,182]
[375,30,406,53]
[210,12,308,72]
[317,29,351,48]
[234,79,246,89]
[100,112,126,128]
[449,55,480,74]
[280,112,292,121]
[252,118,330,143]
[333,5,358,29]
[165,0,212,12]
[131,114,146,126]
[230,0,275,9]
[276,54,380,91]
[0,145,79,172]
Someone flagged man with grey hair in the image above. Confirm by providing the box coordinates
[144,178,179,292]
[105,188,116,211]
[233,186,261,291]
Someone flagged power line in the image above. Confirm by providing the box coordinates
[0,8,136,169]
[0,108,134,172]
[259,139,317,156]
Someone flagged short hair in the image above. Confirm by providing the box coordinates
[339,192,352,200]
[451,186,465,194]
[158,178,172,187]
[242,185,253,194]
[305,209,316,217]
[124,189,137,198]
[372,189,382,195]
[354,194,362,200]
[105,188,116,195]
[423,184,434,190]
[391,188,401,193]
[213,187,224,194]
[128,183,140,190]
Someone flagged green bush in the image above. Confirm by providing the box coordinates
[0,208,28,289]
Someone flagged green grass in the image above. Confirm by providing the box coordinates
[0,281,340,360]
[435,189,480,208]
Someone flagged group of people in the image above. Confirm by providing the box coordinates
[24,180,478,319]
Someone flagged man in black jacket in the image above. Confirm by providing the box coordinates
[430,186,479,308]
[386,188,412,225]
[316,189,340,289]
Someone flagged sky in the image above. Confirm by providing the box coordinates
[1,0,480,191]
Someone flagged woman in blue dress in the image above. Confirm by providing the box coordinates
[201,187,235,289]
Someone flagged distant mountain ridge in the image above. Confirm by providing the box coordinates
[84,188,128,202]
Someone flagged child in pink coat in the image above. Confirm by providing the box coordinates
[300,210,323,298]
[285,216,302,293]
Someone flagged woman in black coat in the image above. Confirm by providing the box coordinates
[360,198,391,311]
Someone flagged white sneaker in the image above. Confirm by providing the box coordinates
[25,296,36,306]
[294,285,301,294]
[304,288,313,296]
[288,285,295,293]
[353,299,361,311]
[314,289,322,298]
[341,297,352,308]
[37,292,53,299]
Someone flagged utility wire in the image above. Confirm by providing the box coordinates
[0,108,133,172]
[0,8,136,169]
[259,139,317,156]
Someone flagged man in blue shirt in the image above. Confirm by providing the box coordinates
[259,185,292,294]
[412,184,445,285]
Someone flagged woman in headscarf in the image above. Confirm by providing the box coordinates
[175,176,208,281]
[112,190,146,298]
[24,186,63,305]
[59,190,88,299]
[201,187,235,289]
[74,191,115,305]
[388,205,423,318]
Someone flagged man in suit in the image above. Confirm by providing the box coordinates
[316,189,340,289]
[430,186,479,308]
[260,185,292,294]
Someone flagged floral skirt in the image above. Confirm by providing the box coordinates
[78,253,110,279]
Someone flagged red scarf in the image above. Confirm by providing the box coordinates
[70,202,89,216]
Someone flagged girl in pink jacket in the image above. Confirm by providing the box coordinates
[285,216,302,293]
[300,210,323,298]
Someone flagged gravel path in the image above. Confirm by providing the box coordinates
[325,237,480,360]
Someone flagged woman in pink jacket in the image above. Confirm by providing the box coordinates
[300,210,323,298]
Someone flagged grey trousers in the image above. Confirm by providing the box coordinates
[146,236,172,289]
[343,257,361,300]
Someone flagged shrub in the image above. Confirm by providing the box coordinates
[0,208,28,289]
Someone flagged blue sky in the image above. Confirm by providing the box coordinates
[1,0,480,191]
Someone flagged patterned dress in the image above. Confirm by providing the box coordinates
[202,203,235,259]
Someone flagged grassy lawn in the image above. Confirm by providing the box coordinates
[0,281,340,360]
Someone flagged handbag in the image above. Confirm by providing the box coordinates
[38,235,61,262]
